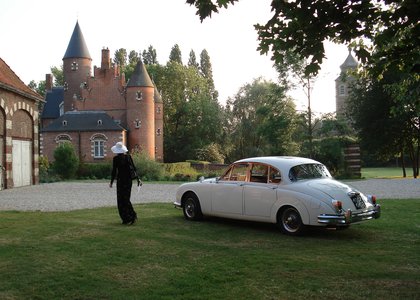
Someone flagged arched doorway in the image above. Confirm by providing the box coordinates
[0,108,5,190]
[11,109,33,187]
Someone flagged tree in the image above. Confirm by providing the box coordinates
[169,44,183,64]
[28,80,46,97]
[113,48,128,67]
[188,50,199,69]
[51,65,64,86]
[128,50,139,65]
[142,45,158,65]
[187,0,419,76]
[275,52,319,157]
[225,78,299,161]
[199,49,218,100]
[347,70,419,178]
[52,143,79,179]
[159,61,223,162]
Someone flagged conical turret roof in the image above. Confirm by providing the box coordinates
[340,50,358,70]
[127,60,154,88]
[154,85,163,103]
[63,21,91,60]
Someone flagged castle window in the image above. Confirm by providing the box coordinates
[71,61,79,71]
[93,140,105,158]
[157,128,161,136]
[136,90,143,101]
[134,119,141,128]
[91,134,107,158]
[63,82,68,91]
[55,134,72,146]
[156,106,161,114]
[339,84,346,95]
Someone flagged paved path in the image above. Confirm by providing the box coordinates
[0,179,418,212]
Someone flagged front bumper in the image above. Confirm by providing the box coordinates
[318,204,381,226]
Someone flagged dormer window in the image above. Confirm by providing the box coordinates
[97,119,103,126]
[62,120,67,127]
[134,119,141,128]
[136,90,143,101]
[71,61,78,71]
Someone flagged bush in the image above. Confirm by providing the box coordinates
[52,143,79,179]
[78,162,112,180]
[196,143,225,163]
[131,151,164,181]
[164,162,199,181]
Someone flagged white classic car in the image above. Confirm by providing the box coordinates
[174,156,381,235]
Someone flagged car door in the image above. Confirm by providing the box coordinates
[212,163,248,215]
[244,164,280,218]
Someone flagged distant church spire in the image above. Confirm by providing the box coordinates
[340,48,358,71]
[63,21,91,60]
[335,49,358,117]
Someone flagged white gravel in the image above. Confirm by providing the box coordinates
[0,179,418,212]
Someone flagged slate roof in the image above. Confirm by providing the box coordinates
[127,60,154,87]
[154,85,163,103]
[42,87,64,119]
[0,58,43,102]
[41,111,124,132]
[340,50,358,70]
[63,21,91,60]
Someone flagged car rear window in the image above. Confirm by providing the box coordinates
[289,163,331,182]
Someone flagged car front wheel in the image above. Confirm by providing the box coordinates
[278,207,305,236]
[182,193,203,221]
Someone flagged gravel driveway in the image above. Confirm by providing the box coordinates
[0,179,418,212]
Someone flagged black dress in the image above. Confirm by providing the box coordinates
[110,153,137,224]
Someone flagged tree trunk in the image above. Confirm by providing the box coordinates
[401,148,406,178]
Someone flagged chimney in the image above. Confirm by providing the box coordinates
[45,74,53,91]
[101,47,110,69]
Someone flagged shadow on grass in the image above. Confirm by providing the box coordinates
[185,215,370,241]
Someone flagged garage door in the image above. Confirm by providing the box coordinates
[12,140,32,187]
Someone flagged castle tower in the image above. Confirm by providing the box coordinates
[154,86,164,162]
[126,60,155,158]
[62,21,92,112]
[335,50,358,117]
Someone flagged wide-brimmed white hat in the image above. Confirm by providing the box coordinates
[111,142,128,154]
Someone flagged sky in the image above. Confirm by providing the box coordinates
[0,0,350,114]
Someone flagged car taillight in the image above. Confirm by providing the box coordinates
[332,200,342,211]
[371,195,377,205]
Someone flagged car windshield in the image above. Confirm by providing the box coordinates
[288,163,331,182]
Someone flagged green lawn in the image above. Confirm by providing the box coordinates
[362,167,414,179]
[1,201,419,300]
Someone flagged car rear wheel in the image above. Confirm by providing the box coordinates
[278,207,305,236]
[183,193,203,221]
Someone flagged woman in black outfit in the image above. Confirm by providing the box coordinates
[109,142,138,225]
